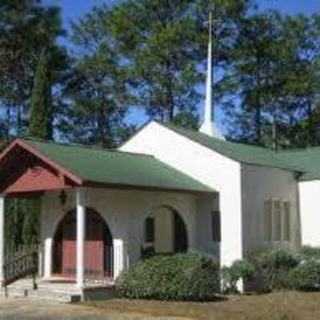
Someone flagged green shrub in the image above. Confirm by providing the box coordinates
[299,246,320,260]
[249,249,299,291]
[221,259,255,294]
[116,252,220,301]
[289,260,320,291]
[140,246,155,259]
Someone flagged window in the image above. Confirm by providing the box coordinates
[264,199,291,242]
[264,200,272,241]
[145,217,155,243]
[211,211,221,242]
[282,201,291,241]
[273,200,282,241]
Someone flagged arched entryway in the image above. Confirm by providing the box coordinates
[143,206,188,255]
[52,208,113,279]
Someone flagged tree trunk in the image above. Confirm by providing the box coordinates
[97,106,109,148]
[255,106,262,144]
[307,100,314,146]
[272,117,278,151]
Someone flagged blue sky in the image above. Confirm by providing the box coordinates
[44,0,320,36]
[258,0,319,15]
[43,0,320,129]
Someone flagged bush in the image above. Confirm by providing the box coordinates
[140,246,155,259]
[116,252,220,301]
[289,259,320,291]
[221,259,255,294]
[249,249,299,291]
[299,246,320,261]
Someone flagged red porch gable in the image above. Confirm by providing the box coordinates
[0,139,82,197]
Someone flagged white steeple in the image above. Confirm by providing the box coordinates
[199,11,225,140]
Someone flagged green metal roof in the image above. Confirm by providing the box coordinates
[276,148,320,181]
[156,122,320,181]
[23,139,213,193]
[159,123,305,173]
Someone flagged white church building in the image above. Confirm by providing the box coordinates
[0,13,320,299]
[0,118,319,296]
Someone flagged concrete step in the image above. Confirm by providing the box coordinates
[0,279,82,303]
[0,287,81,303]
[0,278,116,302]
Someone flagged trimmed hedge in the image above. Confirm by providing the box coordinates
[222,259,255,294]
[289,259,320,291]
[249,248,300,291]
[116,252,220,301]
[299,246,320,260]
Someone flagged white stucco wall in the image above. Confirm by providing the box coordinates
[196,193,220,259]
[241,164,301,253]
[299,180,320,247]
[40,187,201,278]
[120,121,243,267]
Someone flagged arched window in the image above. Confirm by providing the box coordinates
[143,206,188,255]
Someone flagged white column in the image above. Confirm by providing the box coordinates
[113,239,128,279]
[76,188,86,288]
[0,196,4,285]
[43,238,52,279]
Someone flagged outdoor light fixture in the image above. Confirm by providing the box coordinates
[59,190,67,206]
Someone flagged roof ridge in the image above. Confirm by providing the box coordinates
[157,121,275,152]
[158,121,320,157]
[22,137,155,159]
[278,146,320,154]
[153,121,309,173]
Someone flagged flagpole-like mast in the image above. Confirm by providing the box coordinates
[199,9,224,140]
[205,11,213,125]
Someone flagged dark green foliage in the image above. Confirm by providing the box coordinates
[289,260,320,291]
[221,259,255,294]
[92,0,250,127]
[171,112,200,130]
[249,249,300,291]
[116,253,220,301]
[62,7,133,147]
[5,199,25,251]
[21,198,41,246]
[241,248,320,293]
[0,1,66,249]
[299,246,320,260]
[226,12,320,149]
[0,0,66,137]
[29,50,52,139]
[5,198,40,252]
[140,246,156,259]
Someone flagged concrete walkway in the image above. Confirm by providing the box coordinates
[0,298,187,320]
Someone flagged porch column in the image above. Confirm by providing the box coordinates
[76,188,86,288]
[43,238,53,279]
[113,239,128,279]
[0,196,4,285]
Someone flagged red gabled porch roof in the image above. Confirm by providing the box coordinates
[0,139,82,196]
[0,138,213,197]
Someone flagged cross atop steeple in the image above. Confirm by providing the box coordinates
[199,10,225,140]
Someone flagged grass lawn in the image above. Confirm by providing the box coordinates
[85,291,320,320]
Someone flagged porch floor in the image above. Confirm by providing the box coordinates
[0,277,115,303]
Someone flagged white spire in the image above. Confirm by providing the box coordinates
[199,11,225,140]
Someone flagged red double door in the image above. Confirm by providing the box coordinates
[61,212,105,278]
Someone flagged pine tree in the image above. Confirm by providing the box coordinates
[1,1,66,251]
[0,1,66,137]
[29,49,52,140]
[225,11,320,149]
[64,0,251,144]
[61,5,137,147]
[108,0,250,124]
